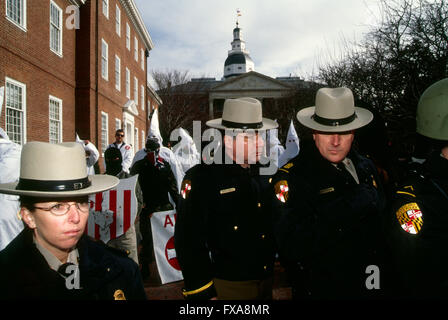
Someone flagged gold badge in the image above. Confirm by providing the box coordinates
[181,179,192,199]
[275,180,289,203]
[396,202,423,235]
[114,289,126,300]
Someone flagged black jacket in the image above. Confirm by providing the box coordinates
[272,143,390,299]
[130,155,179,213]
[388,152,448,298]
[0,229,147,300]
[174,163,276,299]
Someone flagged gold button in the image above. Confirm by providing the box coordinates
[234,226,238,231]
[261,234,265,239]
[263,266,267,270]
[257,203,261,208]
[269,178,272,183]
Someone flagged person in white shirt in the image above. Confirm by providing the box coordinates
[0,128,23,250]
[106,129,133,174]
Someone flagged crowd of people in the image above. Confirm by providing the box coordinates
[0,78,447,300]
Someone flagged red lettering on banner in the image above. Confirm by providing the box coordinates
[164,214,174,228]
[109,190,117,239]
[123,190,131,232]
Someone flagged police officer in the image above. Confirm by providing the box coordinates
[174,97,278,300]
[130,137,179,280]
[0,142,146,300]
[106,129,133,174]
[388,78,448,298]
[272,87,390,299]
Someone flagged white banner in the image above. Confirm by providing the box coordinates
[86,175,138,243]
[150,209,184,284]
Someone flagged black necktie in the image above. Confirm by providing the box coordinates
[58,262,76,278]
[336,162,355,182]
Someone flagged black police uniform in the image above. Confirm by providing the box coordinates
[174,163,275,299]
[388,152,448,298]
[272,142,390,299]
[0,228,146,300]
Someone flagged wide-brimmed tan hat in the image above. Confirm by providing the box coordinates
[0,142,119,198]
[206,97,278,131]
[297,87,373,132]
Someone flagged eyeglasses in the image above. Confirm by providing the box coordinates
[116,134,124,137]
[33,201,94,216]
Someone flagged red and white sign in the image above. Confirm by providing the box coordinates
[85,175,138,243]
[151,209,184,284]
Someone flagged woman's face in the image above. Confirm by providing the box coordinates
[21,197,89,260]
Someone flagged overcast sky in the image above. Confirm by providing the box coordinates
[134,0,383,85]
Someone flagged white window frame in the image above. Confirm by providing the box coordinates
[134,127,139,153]
[134,36,138,61]
[101,39,108,81]
[115,118,121,132]
[140,84,144,110]
[49,95,63,144]
[141,130,145,149]
[134,77,138,105]
[101,111,109,154]
[126,23,130,50]
[115,55,121,91]
[4,77,27,145]
[115,4,121,36]
[102,0,109,19]
[5,0,27,31]
[140,48,145,70]
[49,0,63,57]
[125,67,130,99]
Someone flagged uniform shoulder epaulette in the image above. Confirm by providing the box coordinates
[105,245,131,258]
[278,161,294,174]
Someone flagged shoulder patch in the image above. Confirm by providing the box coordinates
[275,180,289,203]
[181,179,192,199]
[125,145,131,150]
[396,202,423,235]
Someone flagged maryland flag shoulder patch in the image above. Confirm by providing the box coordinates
[396,202,423,235]
[181,179,192,199]
[275,180,289,203]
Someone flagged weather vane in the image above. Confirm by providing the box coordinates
[236,8,242,26]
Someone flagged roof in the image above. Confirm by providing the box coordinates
[224,53,253,67]
[119,0,154,51]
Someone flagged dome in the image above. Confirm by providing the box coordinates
[224,53,253,67]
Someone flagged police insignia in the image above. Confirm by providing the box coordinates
[275,180,289,203]
[181,179,192,199]
[396,202,423,235]
[113,289,126,300]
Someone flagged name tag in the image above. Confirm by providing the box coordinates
[220,187,236,195]
[319,187,335,195]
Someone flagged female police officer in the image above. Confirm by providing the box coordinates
[0,142,146,300]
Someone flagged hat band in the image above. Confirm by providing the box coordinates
[17,177,91,192]
[312,112,357,127]
[221,119,263,129]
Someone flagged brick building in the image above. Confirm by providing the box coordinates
[0,0,156,171]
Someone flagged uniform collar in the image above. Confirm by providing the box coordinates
[33,236,79,271]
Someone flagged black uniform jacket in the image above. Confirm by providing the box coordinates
[388,153,448,298]
[0,228,147,300]
[272,143,390,299]
[131,156,179,213]
[174,163,276,299]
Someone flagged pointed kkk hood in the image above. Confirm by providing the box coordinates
[148,108,163,145]
[278,120,300,168]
